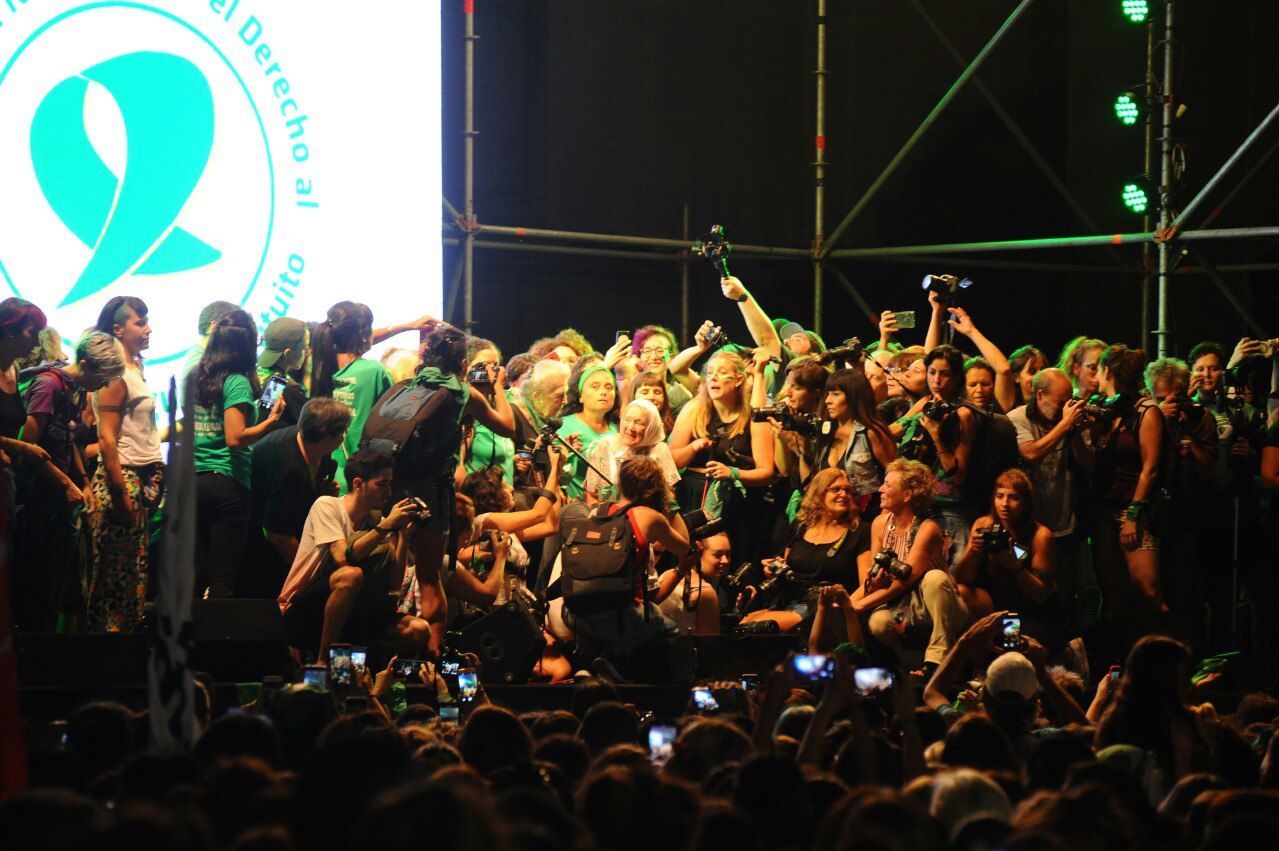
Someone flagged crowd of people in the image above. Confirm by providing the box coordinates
[6,276,1279,847]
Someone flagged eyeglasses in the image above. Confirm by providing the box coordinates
[705,369,737,379]
[826,485,853,495]
[640,346,670,357]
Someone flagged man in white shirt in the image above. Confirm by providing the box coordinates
[279,448,428,664]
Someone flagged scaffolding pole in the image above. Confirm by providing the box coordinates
[1173,99,1279,233]
[1155,0,1176,356]
[1188,247,1270,339]
[812,0,828,334]
[1141,14,1157,350]
[819,0,1036,259]
[462,0,477,332]
[462,223,811,258]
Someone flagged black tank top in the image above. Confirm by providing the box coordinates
[0,385,25,439]
[690,408,755,470]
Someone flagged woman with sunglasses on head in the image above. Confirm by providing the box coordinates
[670,349,776,568]
[738,468,871,637]
[808,368,896,518]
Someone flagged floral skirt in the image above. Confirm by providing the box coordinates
[85,462,164,632]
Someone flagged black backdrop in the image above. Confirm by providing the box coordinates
[440,1,1278,363]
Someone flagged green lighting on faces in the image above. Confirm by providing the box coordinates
[1121,1,1150,23]
[1114,94,1140,126]
[1122,1,1149,24]
[1123,183,1149,214]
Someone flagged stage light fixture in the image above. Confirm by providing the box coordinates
[1121,1,1149,24]
[1122,182,1149,214]
[1113,92,1141,126]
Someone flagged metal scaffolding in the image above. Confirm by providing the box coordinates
[444,2,1277,347]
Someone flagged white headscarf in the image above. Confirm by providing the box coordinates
[586,398,680,496]
[614,398,666,454]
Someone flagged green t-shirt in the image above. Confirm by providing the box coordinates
[194,373,257,488]
[468,390,516,483]
[557,413,617,500]
[332,357,393,492]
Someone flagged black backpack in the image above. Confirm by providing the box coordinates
[559,502,643,616]
[360,379,465,481]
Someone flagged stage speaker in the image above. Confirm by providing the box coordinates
[666,634,806,683]
[192,599,294,682]
[454,598,547,685]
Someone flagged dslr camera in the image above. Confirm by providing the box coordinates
[682,509,727,543]
[979,522,1011,551]
[1081,393,1131,421]
[751,404,821,437]
[817,337,865,366]
[921,399,957,421]
[869,550,913,583]
[703,325,730,351]
[466,365,493,386]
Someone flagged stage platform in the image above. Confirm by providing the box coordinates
[15,630,806,724]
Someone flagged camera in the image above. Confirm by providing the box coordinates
[921,274,972,306]
[466,365,492,386]
[979,523,1011,551]
[870,550,912,583]
[1081,393,1131,421]
[682,509,726,542]
[921,399,957,421]
[703,325,729,351]
[751,404,821,437]
[817,337,865,366]
[692,224,732,278]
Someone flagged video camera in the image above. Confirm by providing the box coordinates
[817,337,865,367]
[921,274,972,307]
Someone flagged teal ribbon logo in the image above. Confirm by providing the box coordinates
[30,51,220,307]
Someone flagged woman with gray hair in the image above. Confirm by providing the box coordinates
[88,296,164,632]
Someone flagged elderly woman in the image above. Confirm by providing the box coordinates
[584,399,679,505]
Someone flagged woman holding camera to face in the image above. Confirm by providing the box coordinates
[1091,344,1167,621]
[670,349,777,568]
[891,345,977,565]
[738,468,872,635]
[855,460,968,669]
[952,469,1061,651]
[463,338,517,485]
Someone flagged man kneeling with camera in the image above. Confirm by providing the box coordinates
[277,448,431,666]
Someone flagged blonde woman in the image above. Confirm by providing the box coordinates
[669,349,776,566]
[739,468,871,635]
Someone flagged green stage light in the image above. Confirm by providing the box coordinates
[1122,1,1149,24]
[1114,93,1141,126]
[1122,182,1149,214]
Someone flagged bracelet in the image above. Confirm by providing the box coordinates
[536,488,556,503]
[734,293,749,303]
[1124,500,1146,521]
[374,523,393,536]
[729,466,740,481]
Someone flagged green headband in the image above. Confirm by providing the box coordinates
[577,364,615,393]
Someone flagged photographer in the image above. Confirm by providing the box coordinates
[762,358,827,524]
[854,460,969,671]
[559,456,691,667]
[1091,344,1167,623]
[463,337,516,484]
[656,531,733,635]
[926,303,1016,413]
[952,470,1062,651]
[584,399,680,505]
[879,347,927,422]
[277,449,431,665]
[1189,341,1266,496]
[670,350,777,567]
[891,345,977,565]
[738,469,872,634]
[1007,368,1094,634]
[400,322,515,654]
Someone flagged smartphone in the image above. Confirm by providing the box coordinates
[411,497,431,516]
[328,644,353,686]
[893,310,916,330]
[740,673,759,694]
[457,670,479,704]
[791,654,836,682]
[1011,543,1028,561]
[260,675,284,703]
[350,648,367,677]
[515,449,534,462]
[853,667,896,696]
[303,665,328,687]
[616,330,630,344]
[691,687,720,712]
[395,658,425,679]
[648,724,678,766]
[259,375,287,408]
[439,705,460,724]
[999,615,1022,651]
[1108,664,1121,683]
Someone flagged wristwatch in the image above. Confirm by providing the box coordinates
[734,293,749,303]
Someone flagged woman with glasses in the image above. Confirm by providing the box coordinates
[670,350,776,567]
[1056,336,1106,400]
[626,325,696,415]
[738,468,871,634]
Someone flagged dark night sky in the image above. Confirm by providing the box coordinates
[441,1,1278,362]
